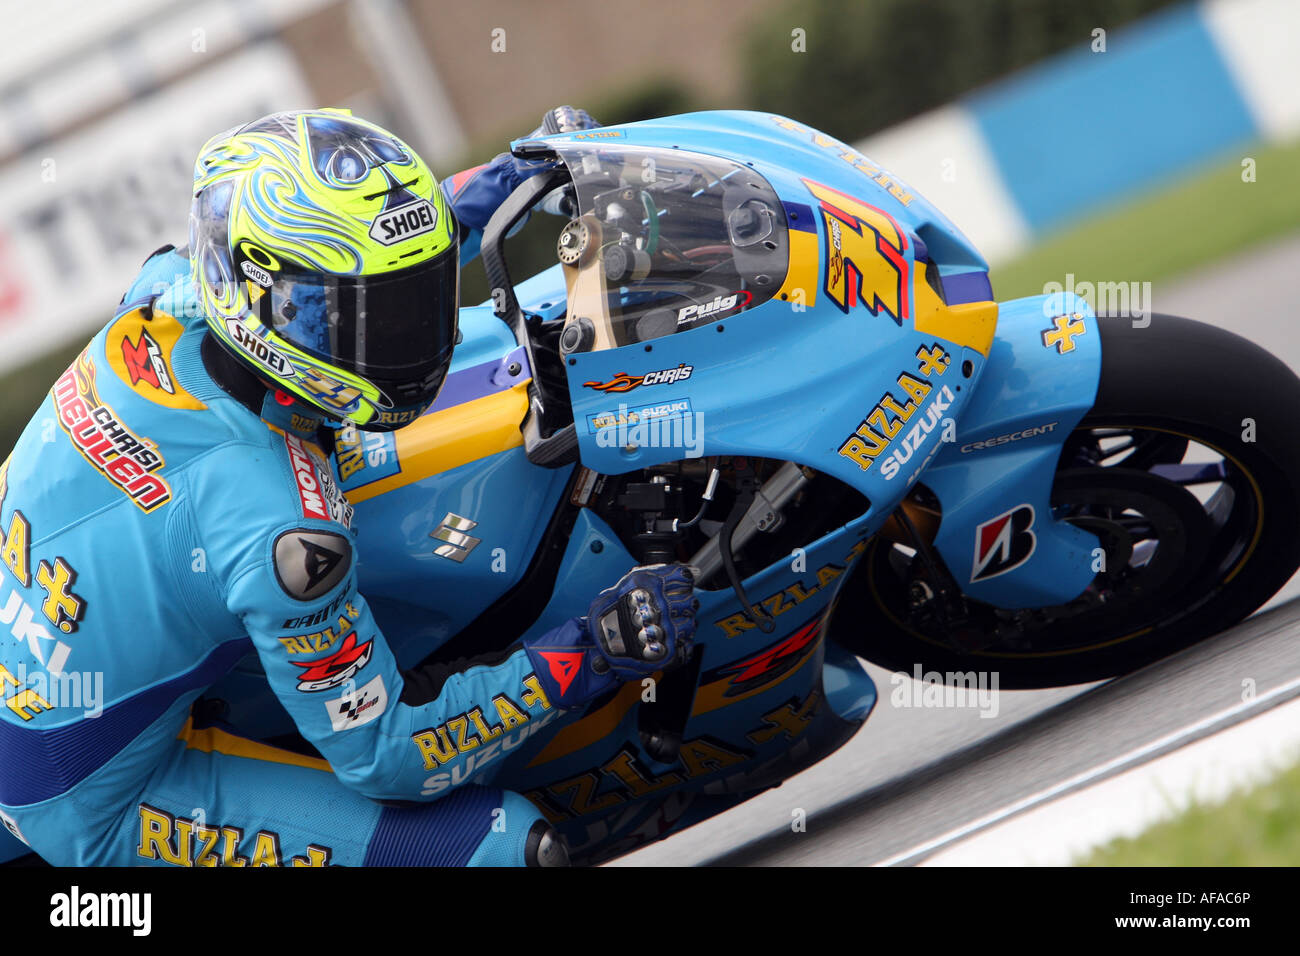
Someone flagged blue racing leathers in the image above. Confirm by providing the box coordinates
[0,152,580,866]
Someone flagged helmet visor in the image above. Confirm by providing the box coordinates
[251,244,459,410]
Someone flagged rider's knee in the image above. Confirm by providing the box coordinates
[523,819,570,867]
[464,789,569,867]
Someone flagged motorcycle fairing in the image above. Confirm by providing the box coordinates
[921,292,1102,607]
[452,508,878,859]
[540,113,997,519]
[354,444,574,661]
[540,112,1104,611]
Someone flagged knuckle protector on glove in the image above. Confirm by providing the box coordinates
[588,565,697,677]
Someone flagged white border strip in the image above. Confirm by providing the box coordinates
[877,673,1300,866]
[922,692,1300,865]
[1203,0,1300,142]
[856,105,1031,265]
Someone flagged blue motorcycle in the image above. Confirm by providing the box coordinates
[213,111,1300,863]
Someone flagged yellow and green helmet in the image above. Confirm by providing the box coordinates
[189,108,459,431]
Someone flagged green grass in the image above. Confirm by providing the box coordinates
[1077,757,1300,866]
[990,137,1300,300]
[4,139,1299,458]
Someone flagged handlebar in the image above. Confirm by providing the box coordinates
[478,161,579,468]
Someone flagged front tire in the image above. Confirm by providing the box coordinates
[835,314,1300,688]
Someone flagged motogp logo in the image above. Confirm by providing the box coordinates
[971,504,1036,582]
[326,675,387,731]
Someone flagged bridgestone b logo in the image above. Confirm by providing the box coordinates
[971,504,1036,582]
[370,199,439,246]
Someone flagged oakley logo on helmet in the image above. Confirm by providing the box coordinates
[240,260,273,287]
[370,199,439,246]
[225,320,294,378]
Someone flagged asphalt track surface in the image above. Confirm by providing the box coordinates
[612,232,1300,866]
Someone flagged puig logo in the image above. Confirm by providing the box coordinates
[677,291,750,326]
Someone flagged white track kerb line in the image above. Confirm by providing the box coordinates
[876,674,1300,866]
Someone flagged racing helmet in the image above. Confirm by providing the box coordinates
[190,108,459,431]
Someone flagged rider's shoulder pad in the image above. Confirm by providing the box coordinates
[272,528,352,602]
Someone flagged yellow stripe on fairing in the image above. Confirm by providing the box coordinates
[914,300,998,358]
[345,381,531,504]
[178,718,332,772]
[911,269,998,357]
[775,229,820,308]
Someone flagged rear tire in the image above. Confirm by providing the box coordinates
[833,314,1300,687]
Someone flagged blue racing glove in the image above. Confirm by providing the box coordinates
[520,106,602,218]
[449,107,603,239]
[524,564,697,709]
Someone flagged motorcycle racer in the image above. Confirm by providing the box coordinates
[0,107,696,867]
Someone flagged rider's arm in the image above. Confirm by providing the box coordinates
[224,523,564,802]
[440,156,521,265]
[225,525,692,803]
[210,425,691,803]
[442,106,599,265]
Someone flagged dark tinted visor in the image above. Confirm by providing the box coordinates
[254,244,459,385]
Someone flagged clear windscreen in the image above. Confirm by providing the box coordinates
[551,144,790,351]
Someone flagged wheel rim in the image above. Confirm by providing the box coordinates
[865,424,1266,659]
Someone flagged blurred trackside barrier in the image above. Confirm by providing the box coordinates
[854,0,1300,265]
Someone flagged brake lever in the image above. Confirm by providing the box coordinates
[718,463,776,634]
